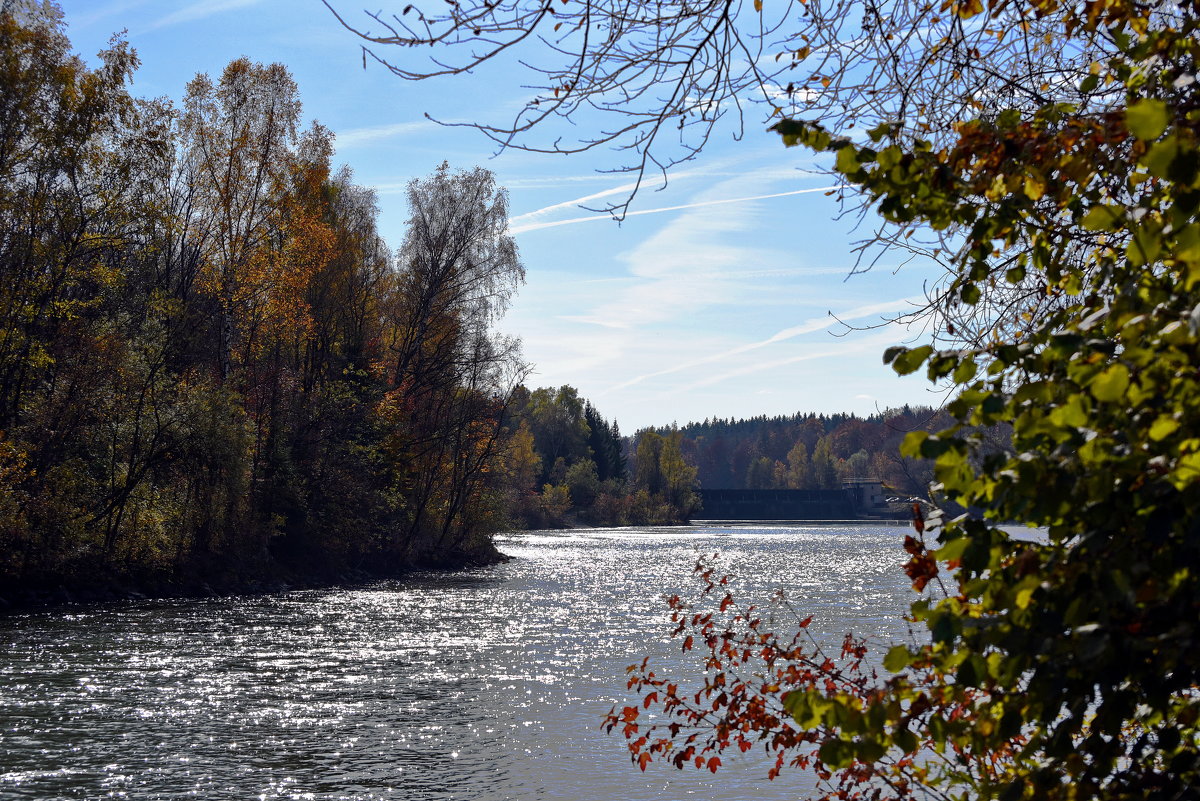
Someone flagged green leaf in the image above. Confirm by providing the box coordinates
[1125,99,1169,140]
[891,345,933,376]
[883,645,913,673]
[1013,381,1052,404]
[1126,226,1163,267]
[835,145,861,174]
[1172,451,1200,490]
[958,653,986,687]
[855,739,887,762]
[818,738,854,769]
[900,430,929,458]
[1090,363,1130,403]
[894,727,918,753]
[1149,415,1180,441]
[1048,394,1089,429]
[783,689,828,729]
[936,537,970,563]
[1081,205,1123,232]
[1176,224,1200,262]
[1144,135,1179,180]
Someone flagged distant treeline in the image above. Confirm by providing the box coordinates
[671,408,970,496]
[495,392,992,526]
[0,8,529,597]
[501,386,700,528]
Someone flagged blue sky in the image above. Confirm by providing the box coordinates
[59,0,944,431]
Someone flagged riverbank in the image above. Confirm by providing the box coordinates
[0,543,511,615]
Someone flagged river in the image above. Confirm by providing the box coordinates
[0,523,919,800]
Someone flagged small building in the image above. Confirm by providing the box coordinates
[841,478,888,516]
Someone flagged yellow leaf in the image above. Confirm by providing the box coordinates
[955,0,983,18]
[1024,175,1046,200]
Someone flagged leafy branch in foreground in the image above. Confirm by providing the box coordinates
[323,0,1113,217]
[605,545,1024,800]
[610,0,1200,798]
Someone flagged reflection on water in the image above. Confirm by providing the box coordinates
[0,523,917,800]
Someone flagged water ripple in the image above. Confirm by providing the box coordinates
[0,523,917,800]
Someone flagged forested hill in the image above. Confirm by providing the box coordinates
[668,408,957,495]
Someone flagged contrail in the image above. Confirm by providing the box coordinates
[336,121,430,148]
[506,179,644,225]
[508,185,844,234]
[603,295,922,394]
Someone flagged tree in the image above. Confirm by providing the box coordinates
[658,429,700,518]
[585,401,626,482]
[633,430,665,496]
[527,385,591,481]
[0,3,539,599]
[181,58,302,381]
[785,440,810,489]
[809,436,839,490]
[377,162,527,562]
[607,2,1200,800]
[325,0,1115,220]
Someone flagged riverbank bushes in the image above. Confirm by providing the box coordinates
[0,6,525,602]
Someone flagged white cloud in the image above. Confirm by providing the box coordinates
[508,185,843,235]
[671,328,900,394]
[605,295,923,393]
[335,120,431,148]
[144,0,264,31]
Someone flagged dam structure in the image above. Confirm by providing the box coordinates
[696,479,889,521]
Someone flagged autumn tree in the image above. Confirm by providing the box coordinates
[0,4,530,598]
[180,58,303,382]
[378,162,527,563]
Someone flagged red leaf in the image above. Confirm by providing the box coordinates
[707,756,722,773]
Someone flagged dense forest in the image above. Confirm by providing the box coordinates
[0,7,540,600]
[0,4,959,605]
[673,408,957,495]
[503,386,701,528]
[0,7,717,604]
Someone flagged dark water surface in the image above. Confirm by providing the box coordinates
[0,523,918,800]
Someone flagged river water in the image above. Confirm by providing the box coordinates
[0,523,919,800]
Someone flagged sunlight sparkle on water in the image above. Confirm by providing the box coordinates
[0,523,916,800]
